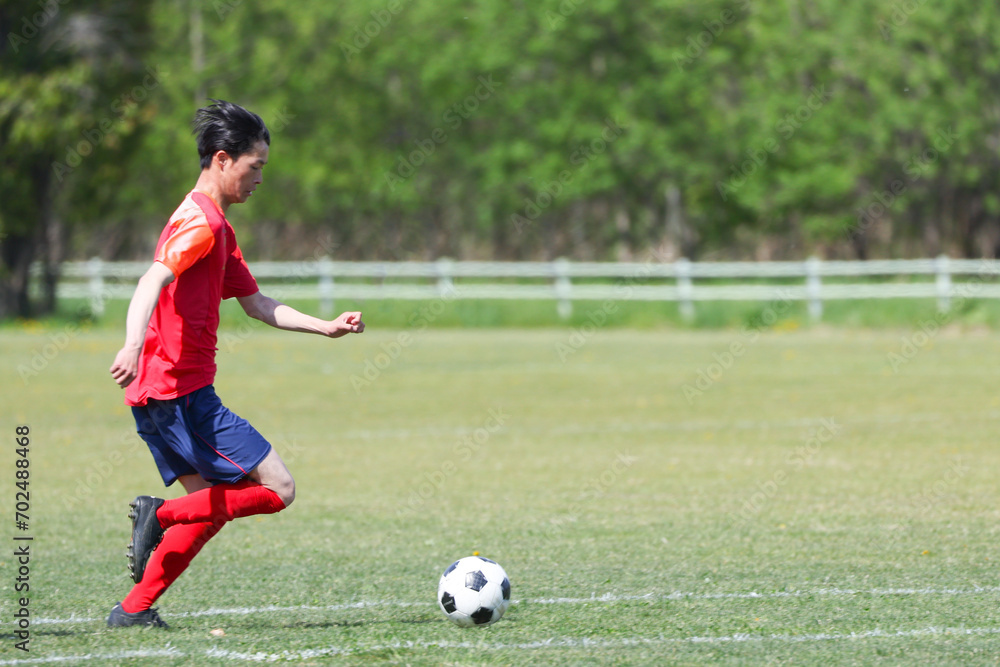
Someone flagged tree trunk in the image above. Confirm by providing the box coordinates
[40,177,61,315]
[849,228,869,260]
[921,208,941,258]
[664,183,694,258]
[0,231,38,319]
[615,206,632,261]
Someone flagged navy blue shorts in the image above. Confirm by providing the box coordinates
[131,385,272,487]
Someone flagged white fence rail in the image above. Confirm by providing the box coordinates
[37,256,1000,320]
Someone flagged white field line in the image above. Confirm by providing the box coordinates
[203,626,1000,660]
[17,584,1000,627]
[5,626,1000,665]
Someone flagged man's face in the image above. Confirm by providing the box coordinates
[222,140,269,206]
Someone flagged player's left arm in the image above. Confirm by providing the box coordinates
[237,290,364,338]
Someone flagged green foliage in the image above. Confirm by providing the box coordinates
[5,0,1000,268]
[0,0,154,316]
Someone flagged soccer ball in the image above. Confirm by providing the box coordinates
[437,556,511,627]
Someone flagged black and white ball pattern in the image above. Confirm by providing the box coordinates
[437,556,511,627]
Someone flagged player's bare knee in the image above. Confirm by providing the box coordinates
[250,447,295,506]
[279,477,296,508]
[268,472,294,508]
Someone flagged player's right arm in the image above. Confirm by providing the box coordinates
[109,262,176,388]
[110,212,214,388]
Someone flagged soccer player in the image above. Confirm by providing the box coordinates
[107,100,364,628]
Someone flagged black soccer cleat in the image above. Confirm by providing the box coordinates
[126,496,165,583]
[107,601,169,629]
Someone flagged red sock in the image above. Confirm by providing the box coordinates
[121,521,222,613]
[156,479,286,528]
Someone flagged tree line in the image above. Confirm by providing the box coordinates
[2,0,999,317]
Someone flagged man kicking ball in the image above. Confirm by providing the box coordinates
[107,99,364,628]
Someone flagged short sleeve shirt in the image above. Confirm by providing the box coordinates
[125,191,259,406]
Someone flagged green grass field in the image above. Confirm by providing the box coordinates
[4,323,1000,665]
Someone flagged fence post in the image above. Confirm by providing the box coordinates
[88,257,105,318]
[806,256,822,321]
[554,258,572,319]
[318,256,334,318]
[436,258,454,298]
[675,257,694,322]
[935,254,951,313]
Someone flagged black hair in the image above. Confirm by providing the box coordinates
[192,99,270,170]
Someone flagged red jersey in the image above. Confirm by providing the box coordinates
[125,191,259,406]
